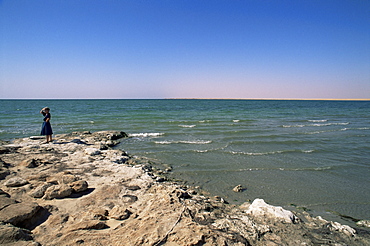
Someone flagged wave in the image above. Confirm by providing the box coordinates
[304,128,349,135]
[310,122,349,127]
[237,165,333,172]
[230,149,315,156]
[283,122,350,128]
[233,120,240,122]
[308,119,328,122]
[302,149,315,153]
[195,150,209,153]
[179,125,196,128]
[231,150,284,156]
[129,133,164,137]
[283,124,305,128]
[282,166,333,171]
[155,140,212,145]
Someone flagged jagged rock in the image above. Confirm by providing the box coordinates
[0,222,33,244]
[357,220,370,228]
[59,174,77,184]
[70,180,88,193]
[113,156,129,164]
[29,183,53,198]
[95,131,128,140]
[0,189,10,198]
[19,159,39,168]
[69,220,109,231]
[0,169,10,180]
[0,159,10,180]
[43,184,73,200]
[0,196,16,210]
[83,208,109,220]
[233,184,244,192]
[0,202,40,226]
[46,173,77,185]
[4,177,29,187]
[245,198,299,223]
[329,221,356,237]
[0,146,10,154]
[84,148,101,156]
[109,206,131,220]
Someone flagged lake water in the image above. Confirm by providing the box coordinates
[1,99,369,225]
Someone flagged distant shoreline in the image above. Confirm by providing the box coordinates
[165,98,370,101]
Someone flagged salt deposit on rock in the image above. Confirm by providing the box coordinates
[84,147,101,156]
[357,220,370,228]
[246,198,299,223]
[0,130,368,245]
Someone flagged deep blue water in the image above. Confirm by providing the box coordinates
[1,99,369,225]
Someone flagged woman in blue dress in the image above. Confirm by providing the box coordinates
[40,107,53,143]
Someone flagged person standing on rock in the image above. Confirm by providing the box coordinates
[40,107,53,143]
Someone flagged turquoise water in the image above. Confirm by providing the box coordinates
[1,99,370,224]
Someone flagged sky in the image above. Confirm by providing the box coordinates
[0,0,369,99]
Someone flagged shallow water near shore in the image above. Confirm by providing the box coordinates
[1,99,369,225]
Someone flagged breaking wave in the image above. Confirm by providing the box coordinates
[155,140,212,145]
[179,125,196,128]
[129,133,164,137]
[230,149,315,156]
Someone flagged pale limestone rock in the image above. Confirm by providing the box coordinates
[70,180,88,193]
[0,196,16,210]
[19,159,39,168]
[5,177,29,187]
[233,184,243,192]
[330,221,356,237]
[0,223,33,244]
[69,220,108,231]
[29,183,53,198]
[84,208,108,220]
[109,206,131,220]
[356,220,370,228]
[43,184,73,200]
[246,198,299,223]
[0,202,40,226]
[46,173,77,185]
[84,148,101,156]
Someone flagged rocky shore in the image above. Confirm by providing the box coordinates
[0,131,369,245]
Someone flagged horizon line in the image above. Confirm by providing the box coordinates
[1,98,370,101]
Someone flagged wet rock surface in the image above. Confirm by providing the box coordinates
[0,130,368,245]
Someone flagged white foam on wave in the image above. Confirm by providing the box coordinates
[155,140,172,144]
[311,122,350,127]
[231,150,284,156]
[284,122,349,128]
[308,119,328,122]
[130,133,164,137]
[283,125,305,128]
[195,150,209,153]
[155,140,212,145]
[302,149,315,153]
[233,120,240,122]
[179,125,196,128]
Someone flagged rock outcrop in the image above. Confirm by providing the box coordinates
[0,130,369,245]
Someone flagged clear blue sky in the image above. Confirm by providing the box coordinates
[1,0,369,99]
